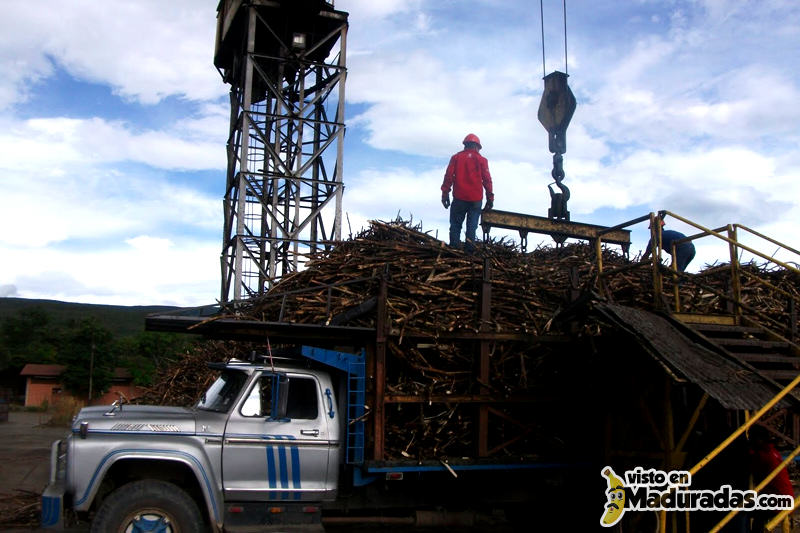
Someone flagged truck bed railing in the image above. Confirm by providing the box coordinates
[297,346,367,465]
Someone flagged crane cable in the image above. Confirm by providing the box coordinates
[540,0,546,78]
[539,0,569,76]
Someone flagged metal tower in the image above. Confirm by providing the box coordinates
[214,0,348,302]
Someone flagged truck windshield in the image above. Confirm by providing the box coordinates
[196,370,248,412]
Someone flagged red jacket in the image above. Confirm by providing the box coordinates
[750,443,794,496]
[441,148,494,202]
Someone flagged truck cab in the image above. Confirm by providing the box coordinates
[215,360,341,503]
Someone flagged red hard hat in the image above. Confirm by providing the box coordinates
[462,133,482,149]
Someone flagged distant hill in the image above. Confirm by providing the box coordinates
[0,297,181,338]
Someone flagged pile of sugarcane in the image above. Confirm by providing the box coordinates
[135,341,245,406]
[231,219,636,336]
[233,218,800,334]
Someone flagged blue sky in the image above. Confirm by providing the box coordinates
[1,0,799,306]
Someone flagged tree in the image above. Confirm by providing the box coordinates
[0,307,59,370]
[112,332,196,387]
[57,318,114,400]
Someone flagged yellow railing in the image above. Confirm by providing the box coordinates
[596,210,800,339]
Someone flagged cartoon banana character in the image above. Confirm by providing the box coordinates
[601,467,626,527]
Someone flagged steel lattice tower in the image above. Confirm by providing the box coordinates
[214,0,348,302]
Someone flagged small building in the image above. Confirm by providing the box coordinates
[94,368,144,406]
[19,364,144,408]
[19,364,66,407]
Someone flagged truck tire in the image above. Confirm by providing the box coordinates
[90,479,205,533]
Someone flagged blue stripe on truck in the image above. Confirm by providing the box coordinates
[265,436,302,500]
[290,444,301,500]
[266,446,277,489]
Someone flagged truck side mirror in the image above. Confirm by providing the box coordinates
[272,374,290,420]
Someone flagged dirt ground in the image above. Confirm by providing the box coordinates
[0,411,69,493]
[0,410,74,532]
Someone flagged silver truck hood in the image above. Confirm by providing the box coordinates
[72,405,197,435]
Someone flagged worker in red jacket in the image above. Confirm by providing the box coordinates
[749,425,794,532]
[440,133,494,251]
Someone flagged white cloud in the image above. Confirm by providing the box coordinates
[126,236,173,253]
[0,108,225,248]
[0,0,223,109]
[346,166,442,222]
[348,50,541,161]
[342,144,800,259]
[1,240,220,306]
[0,116,225,172]
[0,164,219,248]
[341,0,800,174]
[0,285,18,297]
[0,2,230,305]
[566,146,793,222]
[338,0,424,21]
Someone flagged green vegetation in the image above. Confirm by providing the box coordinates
[0,297,178,338]
[0,298,197,400]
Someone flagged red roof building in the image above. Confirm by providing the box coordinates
[19,364,143,407]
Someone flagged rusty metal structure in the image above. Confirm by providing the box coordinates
[214,0,348,302]
[482,209,630,253]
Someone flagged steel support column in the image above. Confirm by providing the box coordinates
[374,276,388,460]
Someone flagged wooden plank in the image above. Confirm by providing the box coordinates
[737,353,800,364]
[688,324,761,334]
[715,338,789,349]
[674,313,736,326]
[758,370,800,380]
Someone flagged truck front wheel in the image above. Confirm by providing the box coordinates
[90,479,205,533]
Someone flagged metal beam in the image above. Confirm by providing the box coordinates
[481,209,631,246]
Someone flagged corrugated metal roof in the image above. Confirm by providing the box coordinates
[592,303,791,410]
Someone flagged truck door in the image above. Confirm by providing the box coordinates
[222,372,335,501]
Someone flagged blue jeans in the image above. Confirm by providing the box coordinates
[675,243,696,272]
[449,198,482,250]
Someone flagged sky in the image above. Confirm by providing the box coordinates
[1,0,799,307]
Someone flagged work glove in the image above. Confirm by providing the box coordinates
[441,193,450,209]
[484,196,494,211]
